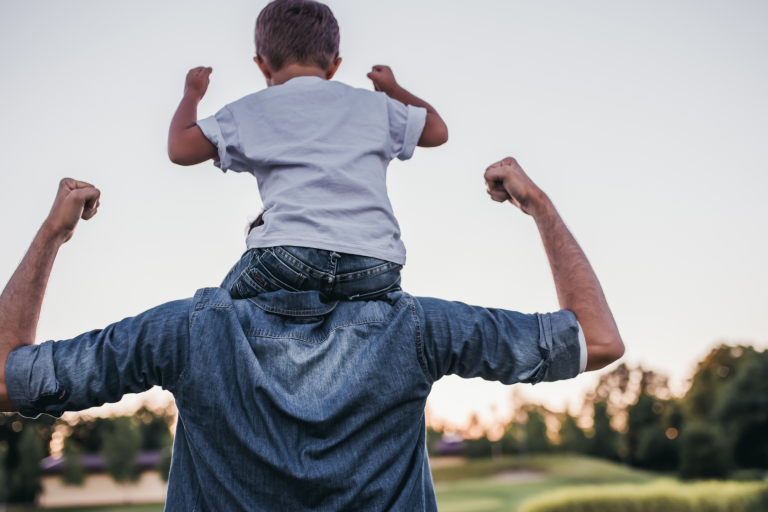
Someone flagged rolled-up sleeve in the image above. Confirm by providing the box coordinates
[416,297,582,385]
[197,106,251,174]
[5,299,192,419]
[386,97,427,161]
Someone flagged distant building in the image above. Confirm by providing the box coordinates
[434,432,464,456]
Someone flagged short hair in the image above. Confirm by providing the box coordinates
[255,0,340,71]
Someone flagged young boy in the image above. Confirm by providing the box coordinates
[168,0,448,300]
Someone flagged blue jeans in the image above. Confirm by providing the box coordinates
[221,246,403,301]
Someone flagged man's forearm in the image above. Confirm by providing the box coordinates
[529,196,623,371]
[0,226,63,411]
[0,178,100,411]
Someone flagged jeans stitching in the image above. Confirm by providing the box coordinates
[264,249,307,288]
[335,263,401,281]
[273,247,332,280]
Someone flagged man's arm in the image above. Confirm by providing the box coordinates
[0,179,100,411]
[367,65,448,148]
[485,158,625,371]
[168,67,218,166]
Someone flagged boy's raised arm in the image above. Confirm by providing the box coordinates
[367,66,448,148]
[168,67,218,166]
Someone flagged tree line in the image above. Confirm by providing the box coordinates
[428,344,768,480]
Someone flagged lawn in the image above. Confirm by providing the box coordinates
[41,455,660,512]
[432,455,660,512]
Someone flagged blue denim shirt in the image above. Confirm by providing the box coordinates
[7,288,582,511]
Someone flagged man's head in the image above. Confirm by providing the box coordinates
[254,0,340,83]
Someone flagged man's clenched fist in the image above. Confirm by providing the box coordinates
[44,179,101,244]
[484,157,545,216]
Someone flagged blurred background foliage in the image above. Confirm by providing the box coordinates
[0,405,174,505]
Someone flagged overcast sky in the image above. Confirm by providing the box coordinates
[1,0,766,429]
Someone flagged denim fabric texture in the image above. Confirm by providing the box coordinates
[6,289,582,511]
[222,246,403,301]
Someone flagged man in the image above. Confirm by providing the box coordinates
[0,158,623,511]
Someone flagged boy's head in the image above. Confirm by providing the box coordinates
[255,0,340,72]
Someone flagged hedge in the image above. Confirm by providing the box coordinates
[518,481,768,512]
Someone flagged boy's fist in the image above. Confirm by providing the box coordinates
[367,65,399,95]
[184,67,213,101]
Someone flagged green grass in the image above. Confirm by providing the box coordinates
[433,455,660,512]
[37,455,660,512]
[518,480,768,512]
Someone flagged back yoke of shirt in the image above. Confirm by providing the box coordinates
[197,76,427,265]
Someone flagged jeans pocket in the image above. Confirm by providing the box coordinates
[258,250,307,291]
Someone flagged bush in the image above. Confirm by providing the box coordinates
[518,481,768,512]
[635,426,679,471]
[463,436,493,459]
[679,424,730,480]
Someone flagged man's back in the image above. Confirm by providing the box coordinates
[171,288,433,510]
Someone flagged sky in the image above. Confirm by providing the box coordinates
[1,0,766,430]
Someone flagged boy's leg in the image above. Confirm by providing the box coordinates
[224,246,402,300]
[221,249,258,295]
[331,255,402,301]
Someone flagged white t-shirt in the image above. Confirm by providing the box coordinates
[197,76,427,264]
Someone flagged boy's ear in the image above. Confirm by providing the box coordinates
[325,57,342,80]
[254,55,273,85]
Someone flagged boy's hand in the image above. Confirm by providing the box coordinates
[367,65,400,95]
[484,157,546,216]
[184,67,213,101]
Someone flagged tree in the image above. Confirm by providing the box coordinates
[588,401,620,461]
[101,417,142,484]
[713,351,768,469]
[61,437,86,486]
[0,443,9,504]
[500,424,521,456]
[679,424,730,480]
[558,414,589,454]
[158,447,173,483]
[524,408,550,454]
[10,424,44,503]
[683,345,758,422]
[426,426,442,457]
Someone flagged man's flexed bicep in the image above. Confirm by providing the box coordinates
[5,299,191,418]
[416,298,582,385]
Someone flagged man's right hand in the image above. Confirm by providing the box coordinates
[484,157,547,216]
[184,67,213,101]
[43,179,101,244]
